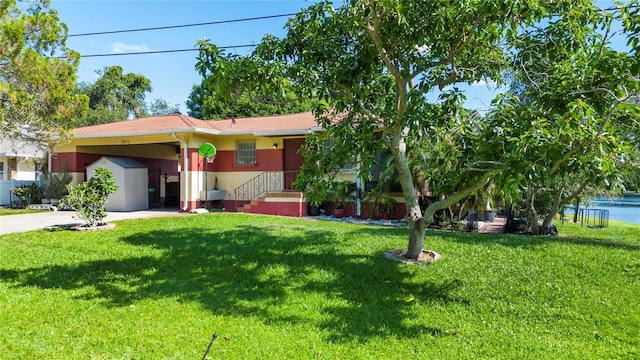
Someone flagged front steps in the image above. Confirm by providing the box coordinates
[237,192,306,217]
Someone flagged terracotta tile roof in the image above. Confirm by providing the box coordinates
[73,112,322,137]
[211,112,321,134]
[73,114,216,137]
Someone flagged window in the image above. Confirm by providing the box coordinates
[323,139,354,170]
[323,139,334,155]
[0,162,3,180]
[236,140,256,166]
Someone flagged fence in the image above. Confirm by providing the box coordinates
[576,208,609,228]
[0,180,43,208]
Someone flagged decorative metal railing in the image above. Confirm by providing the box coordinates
[233,171,300,210]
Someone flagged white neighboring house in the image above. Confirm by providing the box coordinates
[0,137,46,181]
[0,138,48,207]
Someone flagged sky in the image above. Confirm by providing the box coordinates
[50,0,625,117]
[51,1,323,115]
[50,0,505,116]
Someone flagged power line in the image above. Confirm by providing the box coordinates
[68,13,297,37]
[79,44,256,58]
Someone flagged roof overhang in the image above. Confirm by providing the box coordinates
[250,130,315,136]
[73,127,222,139]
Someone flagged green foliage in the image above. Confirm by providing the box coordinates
[191,37,313,120]
[293,132,365,207]
[1,0,87,148]
[64,167,117,227]
[486,1,640,234]
[0,214,639,358]
[327,180,356,209]
[362,187,397,218]
[74,66,152,126]
[44,164,72,199]
[145,98,180,116]
[10,183,44,207]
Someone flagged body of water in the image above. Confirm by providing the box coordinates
[583,205,639,225]
[568,194,640,225]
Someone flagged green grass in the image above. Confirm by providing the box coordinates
[1,214,638,359]
[0,208,47,216]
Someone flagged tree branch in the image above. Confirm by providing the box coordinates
[334,81,386,125]
[423,172,494,223]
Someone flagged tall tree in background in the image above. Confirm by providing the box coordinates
[146,98,180,116]
[75,66,151,126]
[1,0,86,148]
[192,36,313,120]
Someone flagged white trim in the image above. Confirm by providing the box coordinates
[251,130,316,136]
[74,127,221,138]
[72,127,324,139]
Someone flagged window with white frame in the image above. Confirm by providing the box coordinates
[0,161,3,180]
[236,140,256,166]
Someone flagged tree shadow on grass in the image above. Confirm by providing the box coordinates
[0,222,463,343]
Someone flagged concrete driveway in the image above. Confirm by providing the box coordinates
[0,208,186,235]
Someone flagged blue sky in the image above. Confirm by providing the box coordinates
[50,0,624,117]
[52,1,321,114]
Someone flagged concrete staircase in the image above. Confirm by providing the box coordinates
[237,192,306,217]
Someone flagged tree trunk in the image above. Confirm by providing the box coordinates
[527,190,541,235]
[389,125,426,260]
[540,186,564,234]
[407,218,428,258]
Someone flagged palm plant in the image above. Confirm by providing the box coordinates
[328,181,356,217]
[363,187,397,219]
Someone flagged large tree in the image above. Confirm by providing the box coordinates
[286,1,544,259]
[196,1,638,260]
[75,66,151,126]
[1,0,86,148]
[487,1,640,234]
[196,0,535,259]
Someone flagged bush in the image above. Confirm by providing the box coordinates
[44,164,73,199]
[11,183,44,207]
[362,187,397,218]
[64,167,117,227]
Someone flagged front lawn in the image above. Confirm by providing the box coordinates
[1,214,638,359]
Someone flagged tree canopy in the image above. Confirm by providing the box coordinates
[1,0,86,148]
[486,1,640,233]
[191,37,313,119]
[146,98,181,116]
[74,66,152,126]
[195,0,639,259]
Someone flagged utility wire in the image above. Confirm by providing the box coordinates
[68,13,297,37]
[79,44,255,58]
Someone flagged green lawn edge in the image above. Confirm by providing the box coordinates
[1,213,638,359]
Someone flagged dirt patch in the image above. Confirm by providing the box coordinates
[71,223,116,231]
[384,248,441,265]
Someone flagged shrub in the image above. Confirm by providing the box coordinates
[44,164,73,199]
[362,187,397,218]
[11,183,44,207]
[65,167,117,227]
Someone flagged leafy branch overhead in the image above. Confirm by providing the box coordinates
[1,0,87,149]
[191,36,312,119]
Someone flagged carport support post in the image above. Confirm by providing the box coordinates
[172,132,189,212]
